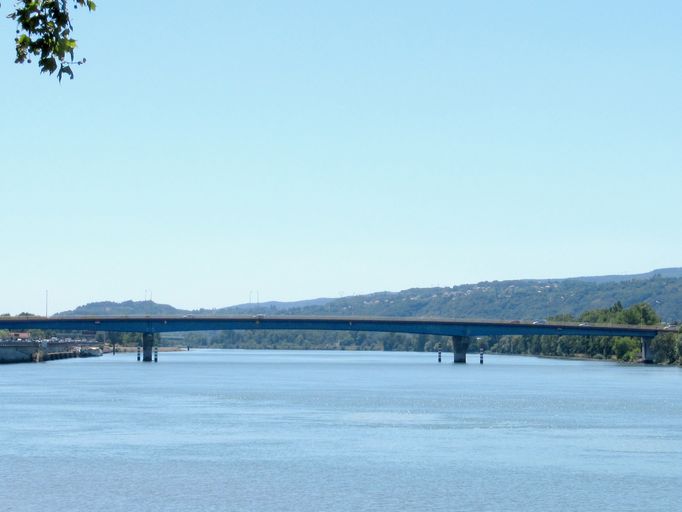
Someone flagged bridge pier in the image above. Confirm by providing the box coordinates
[142,333,154,362]
[452,336,470,363]
[641,337,653,364]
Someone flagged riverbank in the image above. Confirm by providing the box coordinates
[489,351,615,362]
[104,345,187,353]
[489,351,681,366]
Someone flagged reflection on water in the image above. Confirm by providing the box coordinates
[1,350,681,511]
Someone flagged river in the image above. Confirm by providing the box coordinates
[1,350,680,511]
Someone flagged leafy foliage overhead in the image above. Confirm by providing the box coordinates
[5,0,95,81]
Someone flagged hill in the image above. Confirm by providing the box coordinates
[57,300,187,317]
[55,268,682,323]
[569,267,682,284]
[218,297,334,313]
[271,275,682,323]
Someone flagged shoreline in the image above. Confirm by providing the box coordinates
[488,351,670,366]
[104,346,187,353]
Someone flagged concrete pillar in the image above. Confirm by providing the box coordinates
[641,337,653,364]
[142,332,154,362]
[452,335,470,364]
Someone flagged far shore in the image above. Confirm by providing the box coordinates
[488,351,666,365]
[104,345,187,353]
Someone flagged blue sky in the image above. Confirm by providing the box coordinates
[1,1,681,314]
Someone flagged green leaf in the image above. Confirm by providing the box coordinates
[39,56,58,74]
[11,0,96,80]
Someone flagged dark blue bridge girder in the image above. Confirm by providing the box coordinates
[0,315,665,338]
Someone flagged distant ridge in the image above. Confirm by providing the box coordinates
[218,297,334,312]
[55,267,682,322]
[567,267,682,284]
[56,297,334,317]
[57,300,187,317]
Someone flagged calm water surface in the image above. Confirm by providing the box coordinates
[1,350,681,511]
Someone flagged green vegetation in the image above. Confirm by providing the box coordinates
[102,329,437,352]
[288,276,682,324]
[5,0,95,80]
[177,330,442,352]
[489,302,682,364]
[105,331,142,346]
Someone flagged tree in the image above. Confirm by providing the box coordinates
[490,302,672,363]
[618,303,660,326]
[649,333,679,364]
[4,0,95,81]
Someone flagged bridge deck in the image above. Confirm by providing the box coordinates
[0,315,667,338]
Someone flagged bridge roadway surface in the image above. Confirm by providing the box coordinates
[0,315,665,338]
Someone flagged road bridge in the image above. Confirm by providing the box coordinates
[0,315,668,363]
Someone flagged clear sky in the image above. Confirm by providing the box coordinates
[1,1,681,314]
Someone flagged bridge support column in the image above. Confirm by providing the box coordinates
[452,336,470,364]
[641,337,653,364]
[142,333,154,362]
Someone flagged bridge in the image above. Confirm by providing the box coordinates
[0,315,668,363]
